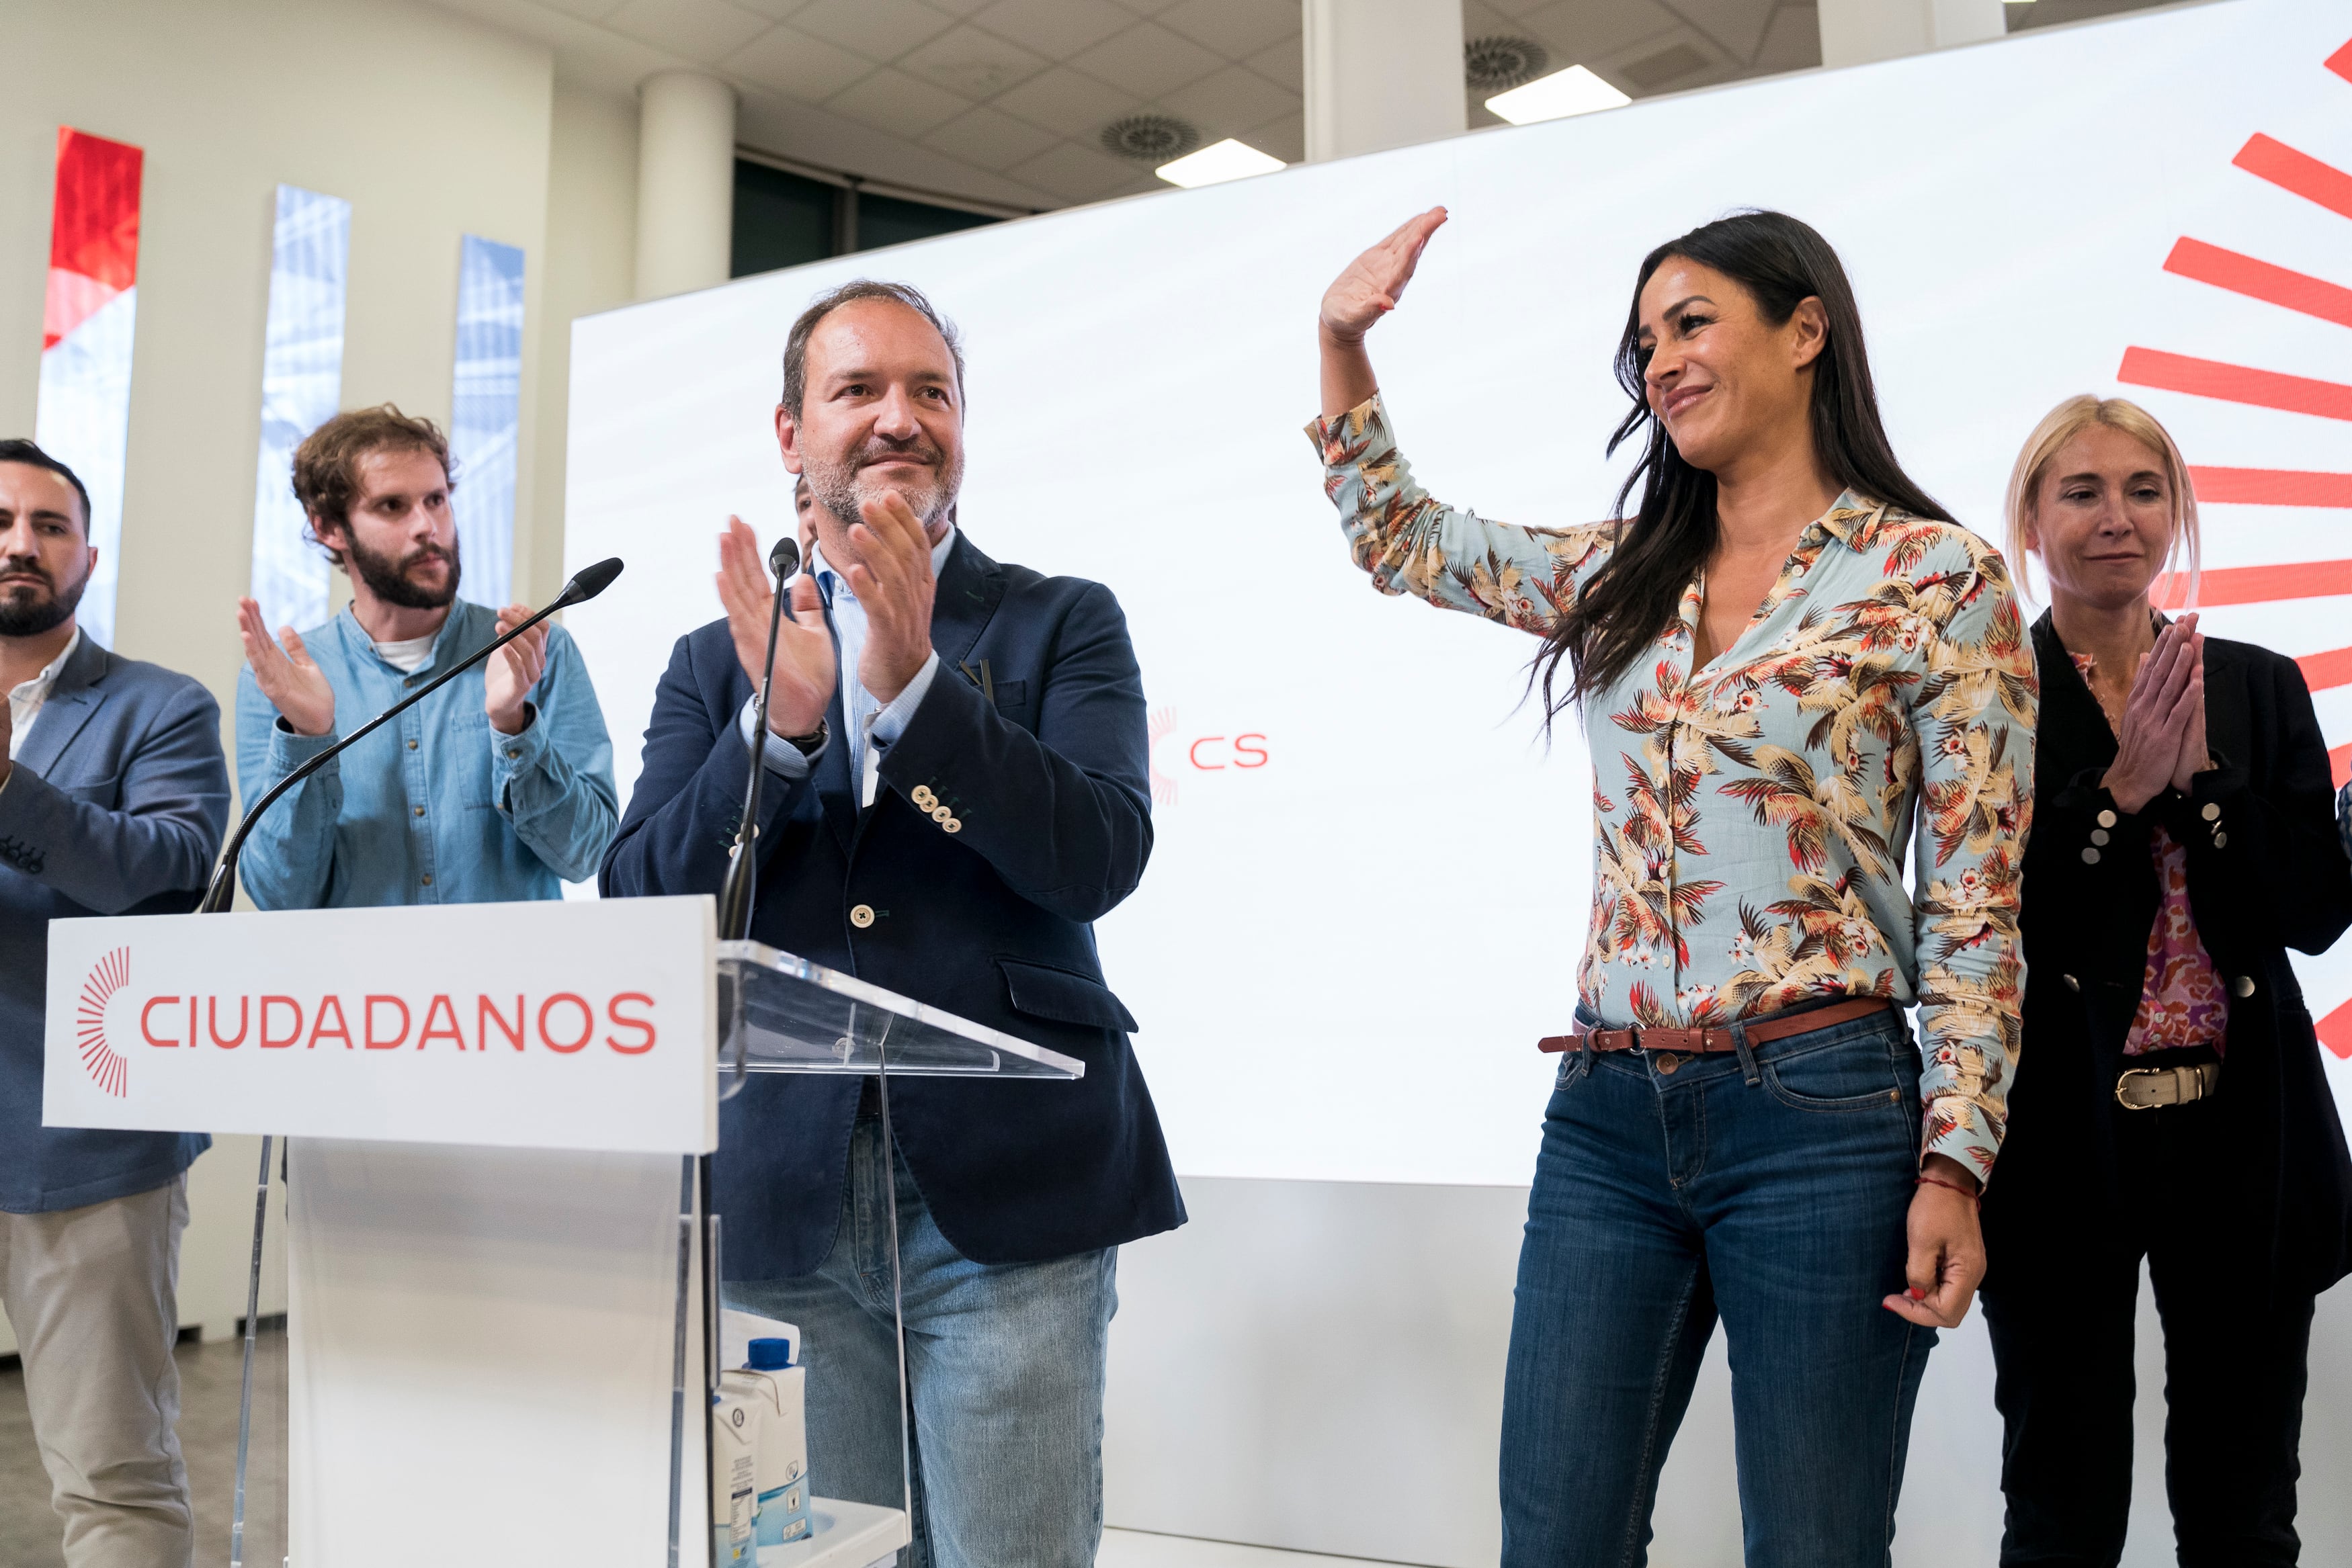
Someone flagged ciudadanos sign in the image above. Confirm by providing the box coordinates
[43,896,716,1155]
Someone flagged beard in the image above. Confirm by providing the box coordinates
[0,556,89,638]
[804,431,963,537]
[347,532,460,610]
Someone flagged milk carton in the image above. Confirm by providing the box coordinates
[741,1337,812,1559]
[711,1377,761,1567]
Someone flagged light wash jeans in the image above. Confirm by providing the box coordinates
[1500,1006,1935,1568]
[728,1111,1118,1568]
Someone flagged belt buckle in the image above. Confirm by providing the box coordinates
[2115,1063,2204,1110]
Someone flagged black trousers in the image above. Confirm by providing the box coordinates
[1981,1081,2317,1567]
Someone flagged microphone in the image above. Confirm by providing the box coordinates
[200,557,626,913]
[714,535,802,947]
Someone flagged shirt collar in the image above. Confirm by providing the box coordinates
[809,523,959,601]
[1810,491,1885,553]
[10,626,82,703]
[341,601,473,672]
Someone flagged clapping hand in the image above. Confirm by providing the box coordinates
[485,605,548,736]
[2102,613,2203,815]
[235,597,336,738]
[2169,615,2211,793]
[1320,206,1448,347]
[718,516,835,738]
[845,492,937,706]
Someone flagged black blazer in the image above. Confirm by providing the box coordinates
[601,532,1184,1278]
[1986,613,2352,1292]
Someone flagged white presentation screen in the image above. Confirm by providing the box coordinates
[566,0,2352,1186]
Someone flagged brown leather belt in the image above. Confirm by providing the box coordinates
[1538,996,1894,1056]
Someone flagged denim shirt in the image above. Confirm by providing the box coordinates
[234,600,618,908]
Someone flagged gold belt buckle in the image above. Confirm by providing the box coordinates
[2114,1063,2208,1110]
[2114,1068,2165,1110]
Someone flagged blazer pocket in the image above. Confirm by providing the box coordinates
[995,957,1138,1034]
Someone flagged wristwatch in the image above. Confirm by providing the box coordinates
[780,718,827,757]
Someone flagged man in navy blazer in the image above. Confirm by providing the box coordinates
[602,282,1180,1568]
[0,441,230,1566]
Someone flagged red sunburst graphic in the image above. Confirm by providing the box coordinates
[2115,34,2352,1058]
[75,946,130,1098]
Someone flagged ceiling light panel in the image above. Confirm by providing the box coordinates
[1156,136,1286,187]
[1484,64,1632,124]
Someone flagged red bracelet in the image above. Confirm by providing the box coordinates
[1917,1173,1980,1205]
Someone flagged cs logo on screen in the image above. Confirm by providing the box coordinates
[75,945,132,1098]
[1147,707,1269,807]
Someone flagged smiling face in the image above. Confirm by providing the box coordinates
[0,461,95,638]
[2025,423,2176,613]
[1634,257,1827,478]
[778,298,964,566]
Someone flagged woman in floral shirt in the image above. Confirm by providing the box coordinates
[1312,208,2035,1565]
[1980,396,2352,1563]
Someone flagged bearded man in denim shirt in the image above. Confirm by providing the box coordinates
[233,406,615,908]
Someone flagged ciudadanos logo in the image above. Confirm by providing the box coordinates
[75,945,132,1098]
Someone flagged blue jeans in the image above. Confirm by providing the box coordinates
[1500,1006,1935,1568]
[727,1112,1117,1568]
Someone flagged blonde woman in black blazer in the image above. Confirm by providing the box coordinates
[1981,395,2352,1566]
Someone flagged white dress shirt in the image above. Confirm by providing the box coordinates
[7,627,82,761]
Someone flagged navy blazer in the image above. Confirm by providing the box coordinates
[602,533,1184,1277]
[0,636,230,1213]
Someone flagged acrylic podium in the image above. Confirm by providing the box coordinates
[40,896,1083,1567]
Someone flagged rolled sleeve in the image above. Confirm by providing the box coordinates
[736,694,818,780]
[487,702,548,783]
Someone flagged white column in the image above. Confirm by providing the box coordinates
[1819,0,2006,69]
[634,71,737,301]
[1302,0,1466,164]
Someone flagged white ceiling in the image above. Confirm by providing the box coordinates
[425,0,1833,216]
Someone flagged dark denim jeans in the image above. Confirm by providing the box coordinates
[1500,1006,1934,1568]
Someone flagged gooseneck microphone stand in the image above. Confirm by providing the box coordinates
[669,536,798,1566]
[207,557,625,1568]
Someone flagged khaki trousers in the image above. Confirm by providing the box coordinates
[0,1178,194,1568]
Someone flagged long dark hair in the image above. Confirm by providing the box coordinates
[1536,211,1951,718]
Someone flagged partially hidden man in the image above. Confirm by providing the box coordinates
[233,406,616,908]
[601,281,1181,1568]
[0,441,230,1567]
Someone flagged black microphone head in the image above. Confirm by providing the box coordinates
[769,537,801,582]
[560,556,624,605]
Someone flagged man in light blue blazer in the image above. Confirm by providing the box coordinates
[0,440,230,1567]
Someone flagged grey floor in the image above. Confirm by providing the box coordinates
[0,1329,287,1568]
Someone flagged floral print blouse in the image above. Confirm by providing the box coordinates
[1310,395,2038,1182]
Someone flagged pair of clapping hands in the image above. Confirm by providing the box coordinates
[715,490,939,740]
[2101,612,2210,816]
[235,599,552,738]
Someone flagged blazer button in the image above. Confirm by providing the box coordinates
[2089,828,2109,846]
[2212,832,2227,848]
[2063,974,2081,992]
[2232,975,2256,998]
[931,805,953,824]
[849,904,875,929]
[2081,847,2101,865]
[912,785,937,809]
[2201,803,2220,821]
[942,818,962,834]
[2097,809,2117,828]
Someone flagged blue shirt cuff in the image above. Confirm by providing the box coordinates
[867,651,939,750]
[488,701,546,784]
[268,715,342,781]
[737,694,818,780]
